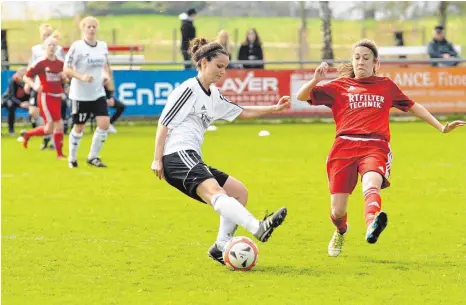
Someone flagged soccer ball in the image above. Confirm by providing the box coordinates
[223,236,259,271]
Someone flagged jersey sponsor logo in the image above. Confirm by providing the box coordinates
[348,93,385,109]
[87,57,105,67]
[45,71,62,82]
[200,113,213,129]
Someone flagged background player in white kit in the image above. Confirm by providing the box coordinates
[152,37,290,265]
[64,16,112,168]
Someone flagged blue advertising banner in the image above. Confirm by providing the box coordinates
[1,70,197,117]
[112,70,196,116]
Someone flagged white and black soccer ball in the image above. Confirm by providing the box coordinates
[223,236,259,271]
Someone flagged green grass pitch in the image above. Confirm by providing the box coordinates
[2,123,465,304]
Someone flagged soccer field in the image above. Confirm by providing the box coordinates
[2,123,465,305]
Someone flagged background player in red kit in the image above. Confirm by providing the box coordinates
[22,36,67,159]
[296,39,465,257]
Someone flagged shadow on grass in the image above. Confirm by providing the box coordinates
[251,265,333,277]
[356,256,458,271]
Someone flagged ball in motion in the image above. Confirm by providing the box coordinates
[223,236,259,271]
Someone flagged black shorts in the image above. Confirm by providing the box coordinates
[163,150,229,203]
[71,96,109,124]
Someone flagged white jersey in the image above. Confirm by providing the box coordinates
[160,77,243,156]
[29,44,66,88]
[29,44,66,66]
[64,40,108,101]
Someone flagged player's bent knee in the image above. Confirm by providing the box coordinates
[96,116,110,130]
[362,172,383,192]
[43,124,53,135]
[331,194,349,217]
[73,124,85,133]
[54,121,64,133]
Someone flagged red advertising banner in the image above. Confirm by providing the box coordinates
[216,69,290,107]
[217,68,466,115]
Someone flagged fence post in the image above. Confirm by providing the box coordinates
[233,28,239,59]
[421,26,426,45]
[111,28,117,56]
[172,28,177,62]
[112,28,117,45]
[298,28,303,69]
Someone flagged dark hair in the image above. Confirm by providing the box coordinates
[187,8,197,16]
[434,25,444,32]
[242,28,262,46]
[188,37,229,68]
[337,39,379,78]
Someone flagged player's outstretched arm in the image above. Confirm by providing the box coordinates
[296,62,329,101]
[239,96,290,119]
[409,102,465,133]
[151,123,169,180]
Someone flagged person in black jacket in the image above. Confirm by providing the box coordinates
[427,25,461,67]
[104,84,126,134]
[1,67,31,135]
[237,28,264,69]
[179,8,197,70]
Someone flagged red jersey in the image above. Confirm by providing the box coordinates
[309,75,414,142]
[26,56,64,94]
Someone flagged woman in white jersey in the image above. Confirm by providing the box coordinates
[64,16,112,168]
[152,37,290,265]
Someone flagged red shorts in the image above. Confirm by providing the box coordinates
[326,136,393,194]
[38,92,62,123]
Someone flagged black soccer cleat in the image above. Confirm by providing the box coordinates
[40,137,52,150]
[68,160,78,168]
[254,207,288,242]
[207,243,225,265]
[366,211,388,244]
[87,157,107,168]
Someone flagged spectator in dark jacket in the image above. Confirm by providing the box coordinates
[237,28,264,69]
[427,25,461,67]
[179,8,197,69]
[1,67,31,135]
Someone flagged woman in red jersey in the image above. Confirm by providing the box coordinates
[296,39,465,257]
[22,36,67,159]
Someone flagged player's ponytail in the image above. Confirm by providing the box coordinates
[338,39,379,78]
[188,37,229,68]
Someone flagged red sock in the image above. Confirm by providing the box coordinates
[53,132,64,157]
[364,187,382,227]
[331,213,347,234]
[25,126,46,138]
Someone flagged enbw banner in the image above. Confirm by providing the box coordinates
[1,70,196,117]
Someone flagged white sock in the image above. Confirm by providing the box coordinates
[216,217,238,251]
[211,194,260,235]
[88,128,108,160]
[68,129,83,162]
